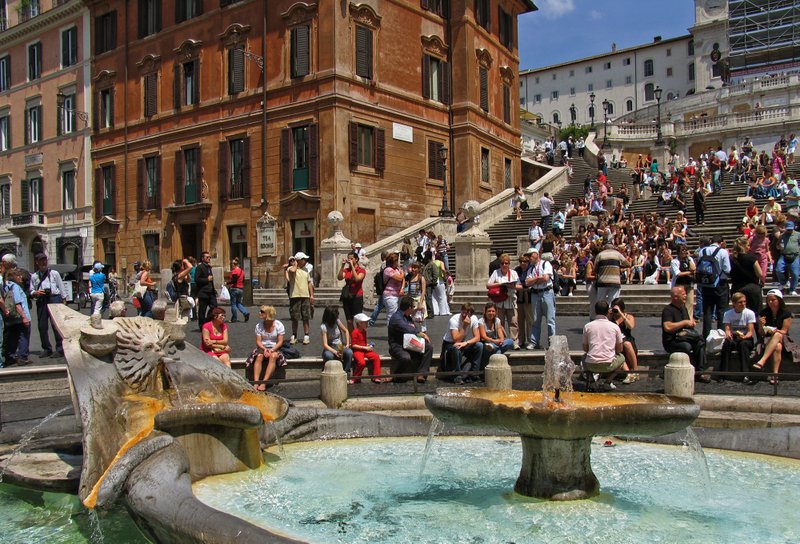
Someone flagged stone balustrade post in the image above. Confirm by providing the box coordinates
[320,360,348,408]
[485,353,512,390]
[318,211,352,289]
[664,352,695,398]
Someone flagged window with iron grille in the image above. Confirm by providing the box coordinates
[504,158,512,189]
[481,147,489,184]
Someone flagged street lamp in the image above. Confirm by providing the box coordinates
[56,92,89,126]
[601,98,611,148]
[589,92,596,129]
[569,103,577,125]
[654,85,664,145]
[438,145,453,217]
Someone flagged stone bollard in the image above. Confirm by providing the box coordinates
[485,353,512,390]
[320,360,348,408]
[664,352,695,397]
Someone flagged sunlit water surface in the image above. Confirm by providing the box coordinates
[195,437,800,544]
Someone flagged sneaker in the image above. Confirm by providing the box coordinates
[605,382,617,390]
[244,313,250,323]
[302,335,310,345]
[513,343,521,351]
[622,373,638,384]
[525,343,536,350]
[289,336,298,345]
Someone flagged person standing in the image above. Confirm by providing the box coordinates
[525,248,556,350]
[592,243,629,315]
[0,254,16,367]
[195,251,218,330]
[539,192,555,233]
[487,254,521,349]
[285,252,314,345]
[227,258,250,323]
[29,253,66,358]
[775,221,800,294]
[89,262,106,319]
[337,251,366,331]
[696,235,732,341]
[5,269,32,365]
[515,252,532,350]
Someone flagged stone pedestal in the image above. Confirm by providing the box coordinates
[318,211,352,289]
[320,359,348,408]
[664,352,695,397]
[485,354,512,390]
[454,228,492,287]
[515,436,599,500]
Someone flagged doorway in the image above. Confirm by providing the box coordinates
[228,225,248,263]
[180,223,202,260]
[292,219,315,264]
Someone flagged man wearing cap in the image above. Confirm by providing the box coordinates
[89,262,106,318]
[776,221,800,294]
[194,251,217,329]
[285,252,314,345]
[30,253,66,358]
[525,248,556,350]
[785,178,800,217]
[352,242,366,260]
[0,254,17,367]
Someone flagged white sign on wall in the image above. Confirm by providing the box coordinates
[256,223,276,257]
[392,122,413,143]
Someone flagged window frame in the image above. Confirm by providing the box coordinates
[227,46,245,95]
[644,83,655,101]
[498,7,513,49]
[475,0,490,31]
[0,55,9,92]
[0,182,10,218]
[25,102,42,145]
[291,24,310,78]
[98,88,114,129]
[143,233,160,272]
[0,114,9,151]
[138,0,162,39]
[95,11,117,55]
[58,91,77,135]
[423,54,450,105]
[62,169,75,210]
[28,42,42,81]
[480,147,490,185]
[61,26,78,68]
[643,59,654,77]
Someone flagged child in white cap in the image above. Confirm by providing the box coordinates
[351,313,383,383]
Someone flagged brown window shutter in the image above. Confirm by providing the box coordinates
[349,122,358,169]
[195,0,203,16]
[242,137,251,197]
[174,150,184,205]
[479,68,488,112]
[21,180,30,213]
[155,155,162,209]
[176,0,186,23]
[292,25,310,78]
[503,85,510,123]
[442,61,451,105]
[145,74,157,117]
[110,13,117,50]
[308,124,319,190]
[173,64,181,110]
[230,47,244,94]
[427,141,437,178]
[109,165,116,215]
[219,141,229,201]
[280,128,291,194]
[355,26,372,79]
[376,128,385,172]
[94,167,103,216]
[93,91,99,131]
[422,55,430,99]
[137,159,145,210]
[192,60,200,104]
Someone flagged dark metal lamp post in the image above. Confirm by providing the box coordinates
[589,92,596,129]
[438,145,452,217]
[654,85,664,145]
[56,92,89,126]
[569,103,577,125]
[602,98,611,148]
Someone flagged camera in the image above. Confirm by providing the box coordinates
[44,288,52,296]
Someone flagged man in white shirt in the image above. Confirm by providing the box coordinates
[525,249,556,350]
[539,192,555,233]
[441,303,483,384]
[30,253,67,358]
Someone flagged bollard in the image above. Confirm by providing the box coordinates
[320,360,348,408]
[664,352,695,397]
[485,353,512,390]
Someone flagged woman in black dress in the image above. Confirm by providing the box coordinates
[751,289,793,385]
[611,298,638,383]
[729,237,763,314]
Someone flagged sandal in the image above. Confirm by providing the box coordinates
[769,377,779,385]
[751,362,765,370]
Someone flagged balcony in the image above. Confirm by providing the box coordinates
[8,211,47,236]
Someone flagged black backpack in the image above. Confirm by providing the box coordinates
[696,247,722,288]
[374,267,386,297]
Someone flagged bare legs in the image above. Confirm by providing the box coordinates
[252,351,279,391]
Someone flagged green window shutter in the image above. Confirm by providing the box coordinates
[308,125,318,191]
[280,128,291,194]
[174,150,184,205]
[375,128,385,172]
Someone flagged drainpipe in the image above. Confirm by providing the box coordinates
[261,0,267,205]
[123,1,130,231]
[445,4,454,212]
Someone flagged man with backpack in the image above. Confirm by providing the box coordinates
[368,251,388,326]
[695,235,731,341]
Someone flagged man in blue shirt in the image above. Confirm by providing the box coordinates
[697,235,731,341]
[388,296,432,383]
[5,268,31,365]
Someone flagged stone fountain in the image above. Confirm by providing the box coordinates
[48,304,300,543]
[424,336,700,500]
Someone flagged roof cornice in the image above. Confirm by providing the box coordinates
[0,1,86,48]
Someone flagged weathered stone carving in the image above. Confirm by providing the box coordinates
[114,318,178,391]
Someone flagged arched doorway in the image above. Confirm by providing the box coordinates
[30,236,45,259]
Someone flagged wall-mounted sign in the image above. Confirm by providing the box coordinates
[294,220,314,239]
[25,153,43,168]
[257,223,276,257]
[393,122,413,143]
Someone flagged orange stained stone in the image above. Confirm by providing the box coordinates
[442,389,680,410]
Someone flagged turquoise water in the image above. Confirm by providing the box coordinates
[0,484,147,543]
[195,437,800,544]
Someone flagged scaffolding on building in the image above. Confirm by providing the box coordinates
[728,0,800,75]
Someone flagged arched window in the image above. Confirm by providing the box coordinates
[552,112,560,124]
[626,99,633,112]
[644,83,654,101]
[606,102,614,115]
[688,39,694,56]
[643,59,654,77]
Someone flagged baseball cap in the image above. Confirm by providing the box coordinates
[353,313,370,323]
[354,243,362,248]
[766,289,783,299]
[1,254,17,264]
[93,262,104,271]
[786,222,795,230]
[525,247,539,254]
[293,251,310,260]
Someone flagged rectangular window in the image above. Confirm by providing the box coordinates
[503,85,511,124]
[569,69,574,77]
[479,67,489,112]
[144,74,157,117]
[176,0,202,23]
[644,59,654,77]
[356,124,374,168]
[0,56,9,92]
[0,184,9,217]
[103,238,116,270]
[606,79,612,88]
[102,165,114,215]
[498,8,513,49]
[355,25,373,79]
[143,234,160,271]
[569,87,575,95]
[183,60,198,106]
[666,67,673,77]
[62,170,75,210]
[587,83,593,92]
[475,0,490,31]
[61,27,78,67]
[145,156,158,207]
[184,147,199,204]
[423,0,446,17]
[0,1,6,31]
[19,0,39,21]
[0,115,8,151]
[99,88,113,128]
[228,47,244,95]
[666,48,671,57]
[551,91,558,100]
[428,140,444,181]
[534,76,539,84]
[28,42,42,81]
[625,75,632,84]
[24,177,42,213]
[291,25,310,78]
[688,40,695,56]
[604,62,611,70]
[59,92,76,135]
[423,55,449,105]
[138,0,162,39]
[504,158,512,190]
[25,103,41,144]
[480,147,489,184]
[585,66,592,74]
[229,138,247,199]
[534,94,541,103]
[95,12,117,55]
[552,74,556,81]
[292,127,309,190]
[623,58,631,66]
[688,63,695,81]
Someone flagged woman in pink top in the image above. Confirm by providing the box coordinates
[749,224,771,284]
[381,252,405,322]
[202,307,232,367]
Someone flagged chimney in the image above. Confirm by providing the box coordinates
[611,42,617,52]
[654,36,662,42]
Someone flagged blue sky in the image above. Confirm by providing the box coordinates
[519,0,696,71]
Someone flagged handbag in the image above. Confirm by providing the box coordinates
[132,283,147,300]
[487,285,508,302]
[520,201,529,210]
[340,282,353,302]
[676,328,703,344]
[279,344,300,361]
[403,333,425,353]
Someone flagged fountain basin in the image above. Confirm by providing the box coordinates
[424,388,700,500]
